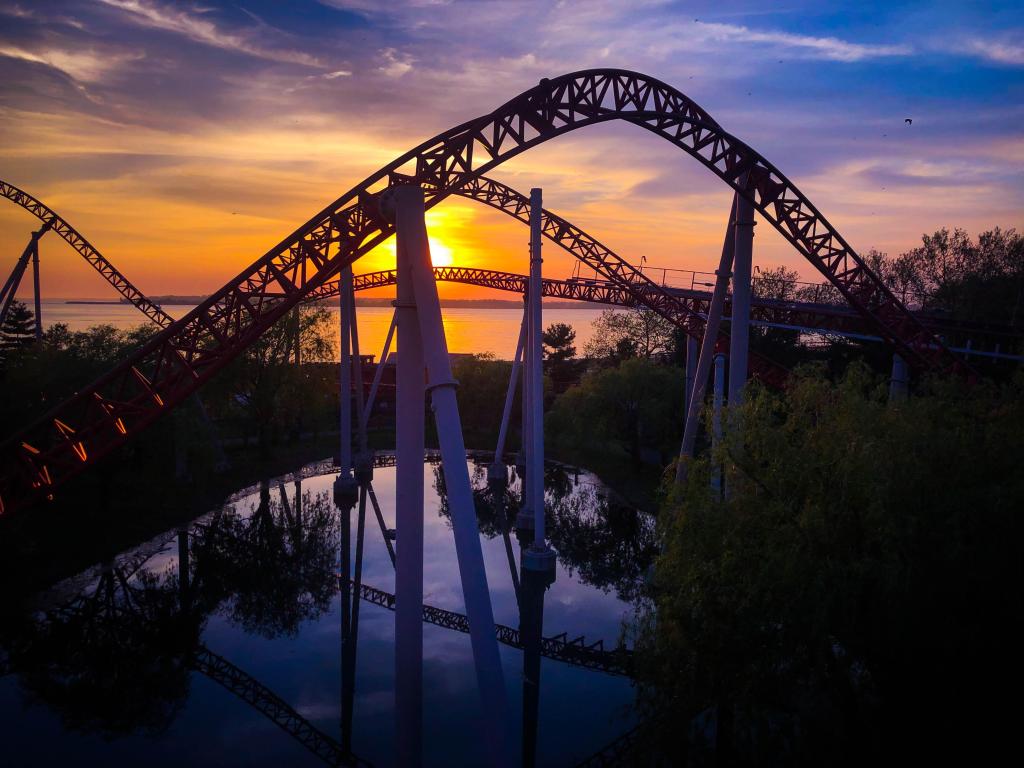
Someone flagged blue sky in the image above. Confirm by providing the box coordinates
[0,0,1021,296]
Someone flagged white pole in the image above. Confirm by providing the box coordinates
[362,310,397,434]
[394,210,425,767]
[684,335,698,416]
[339,266,354,478]
[889,352,909,402]
[517,295,533,536]
[711,352,726,496]
[394,186,513,767]
[528,187,546,548]
[494,308,527,465]
[676,193,739,484]
[349,298,368,457]
[728,193,755,405]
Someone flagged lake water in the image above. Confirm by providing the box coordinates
[37,302,612,361]
[0,457,656,767]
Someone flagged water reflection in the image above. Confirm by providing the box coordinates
[0,458,650,766]
[193,480,339,638]
[7,561,197,739]
[435,460,658,603]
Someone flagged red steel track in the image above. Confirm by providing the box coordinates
[311,267,1011,351]
[0,69,968,514]
[0,179,173,328]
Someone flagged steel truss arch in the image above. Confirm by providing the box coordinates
[309,267,1017,354]
[0,179,173,327]
[0,68,965,513]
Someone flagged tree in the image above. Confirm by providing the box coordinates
[542,321,577,385]
[542,322,576,363]
[583,307,676,361]
[547,357,683,465]
[637,364,1023,763]
[0,300,36,359]
[202,305,334,455]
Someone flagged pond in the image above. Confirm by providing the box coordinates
[0,455,658,767]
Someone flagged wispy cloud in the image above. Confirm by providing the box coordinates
[963,36,1024,66]
[0,44,138,83]
[96,0,323,67]
[692,21,911,62]
[378,47,413,77]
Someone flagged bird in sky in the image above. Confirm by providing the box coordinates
[905,118,913,125]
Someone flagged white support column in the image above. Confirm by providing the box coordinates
[889,352,909,402]
[527,188,548,551]
[516,295,533,537]
[393,186,512,767]
[684,334,698,413]
[394,210,425,767]
[362,310,397,434]
[493,307,527,470]
[338,266,354,480]
[676,194,739,484]
[711,352,726,496]
[728,192,755,405]
[348,298,368,461]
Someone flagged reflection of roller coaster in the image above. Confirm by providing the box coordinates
[4,68,1005,512]
[192,503,633,677]
[192,646,367,767]
[2,539,368,767]
[352,581,632,677]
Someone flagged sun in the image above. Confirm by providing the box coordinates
[428,236,454,268]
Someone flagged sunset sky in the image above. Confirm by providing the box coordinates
[1,0,1021,301]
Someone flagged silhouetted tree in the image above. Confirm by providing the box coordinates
[542,322,576,363]
[584,307,675,361]
[0,300,36,359]
[637,363,1023,763]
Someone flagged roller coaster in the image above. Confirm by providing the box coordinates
[1,68,1001,515]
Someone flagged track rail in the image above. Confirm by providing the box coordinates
[0,178,173,327]
[0,69,965,513]
[354,581,632,677]
[193,646,368,766]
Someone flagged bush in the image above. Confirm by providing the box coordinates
[637,364,1023,763]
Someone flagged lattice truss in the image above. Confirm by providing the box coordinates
[0,69,966,513]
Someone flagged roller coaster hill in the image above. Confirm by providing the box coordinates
[1,68,1021,518]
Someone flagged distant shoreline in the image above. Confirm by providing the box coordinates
[59,296,609,310]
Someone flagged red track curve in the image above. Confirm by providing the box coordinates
[0,68,966,514]
[0,179,173,328]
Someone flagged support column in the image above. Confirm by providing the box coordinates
[335,266,357,506]
[393,186,512,767]
[0,222,50,329]
[31,238,42,340]
[889,353,909,402]
[711,353,726,496]
[490,306,527,597]
[728,193,755,406]
[522,189,555,572]
[520,563,554,768]
[676,194,739,485]
[684,335,698,412]
[516,296,533,540]
[394,207,425,767]
[177,527,190,614]
[527,188,550,556]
